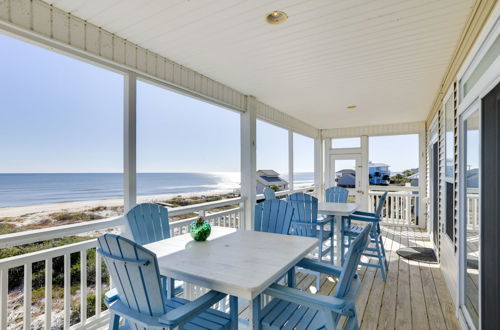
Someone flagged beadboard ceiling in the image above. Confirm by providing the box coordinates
[46,0,475,129]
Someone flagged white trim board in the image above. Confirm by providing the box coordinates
[321,121,424,138]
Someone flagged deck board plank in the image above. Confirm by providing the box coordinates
[377,226,402,330]
[360,225,396,330]
[409,227,430,330]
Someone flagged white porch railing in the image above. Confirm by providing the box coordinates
[466,188,479,230]
[368,185,420,226]
[0,186,315,329]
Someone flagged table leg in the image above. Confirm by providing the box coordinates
[229,296,238,330]
[287,267,295,287]
[249,295,262,330]
[335,215,343,266]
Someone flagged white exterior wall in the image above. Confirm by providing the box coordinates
[425,2,500,325]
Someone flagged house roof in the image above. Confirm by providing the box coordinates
[44,0,475,129]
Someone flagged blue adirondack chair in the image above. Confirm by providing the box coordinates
[343,192,389,280]
[98,234,236,329]
[287,192,334,289]
[126,203,170,245]
[324,186,349,230]
[125,203,182,296]
[263,187,277,200]
[259,224,372,329]
[254,199,294,235]
[325,186,349,203]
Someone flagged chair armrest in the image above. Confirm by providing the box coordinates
[297,258,342,277]
[317,217,334,225]
[353,210,376,217]
[104,288,119,303]
[159,290,227,327]
[106,299,166,328]
[264,284,354,316]
[349,215,380,223]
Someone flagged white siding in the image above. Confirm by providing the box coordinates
[321,121,424,138]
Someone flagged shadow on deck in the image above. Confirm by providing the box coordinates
[241,227,460,330]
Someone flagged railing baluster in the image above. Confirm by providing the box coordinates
[80,249,87,326]
[23,263,32,330]
[45,258,52,330]
[0,269,8,330]
[64,253,71,329]
[96,252,102,318]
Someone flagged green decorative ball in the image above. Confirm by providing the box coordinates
[190,218,211,241]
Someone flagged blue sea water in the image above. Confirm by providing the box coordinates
[0,172,313,207]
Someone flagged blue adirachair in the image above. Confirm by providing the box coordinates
[126,203,170,245]
[98,234,236,329]
[325,186,349,203]
[255,198,294,234]
[344,192,389,280]
[125,203,182,296]
[287,192,334,289]
[259,224,372,329]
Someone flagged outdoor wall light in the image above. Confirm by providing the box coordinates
[266,11,288,24]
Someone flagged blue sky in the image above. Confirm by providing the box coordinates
[0,33,419,174]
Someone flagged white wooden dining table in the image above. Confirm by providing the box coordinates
[144,226,318,329]
[317,202,359,265]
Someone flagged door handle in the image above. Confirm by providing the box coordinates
[357,190,364,194]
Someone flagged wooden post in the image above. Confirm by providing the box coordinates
[240,96,257,231]
[124,72,137,212]
[288,130,294,191]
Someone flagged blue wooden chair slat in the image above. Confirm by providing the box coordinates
[254,199,294,235]
[259,225,372,329]
[98,234,233,329]
[325,186,349,203]
[343,192,389,281]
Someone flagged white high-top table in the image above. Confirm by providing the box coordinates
[145,226,318,329]
[317,202,359,265]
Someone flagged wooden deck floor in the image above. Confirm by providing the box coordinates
[243,226,460,330]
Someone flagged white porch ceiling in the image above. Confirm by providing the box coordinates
[46,0,475,129]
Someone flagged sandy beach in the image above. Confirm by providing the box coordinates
[0,189,237,230]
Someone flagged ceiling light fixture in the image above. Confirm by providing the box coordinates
[266,11,287,24]
[346,105,357,110]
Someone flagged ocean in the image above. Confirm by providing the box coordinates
[0,172,314,207]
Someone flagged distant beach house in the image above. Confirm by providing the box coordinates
[335,169,356,188]
[256,170,288,194]
[368,162,390,185]
[335,162,391,187]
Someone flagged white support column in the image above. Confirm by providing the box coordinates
[418,123,427,228]
[323,137,331,191]
[124,72,137,212]
[240,96,257,231]
[314,132,324,200]
[288,130,294,191]
[360,135,369,211]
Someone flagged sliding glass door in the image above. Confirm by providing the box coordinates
[460,103,480,329]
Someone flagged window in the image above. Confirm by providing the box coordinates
[444,94,454,241]
[331,137,360,148]
[136,80,240,203]
[0,34,124,234]
[293,133,314,188]
[463,34,500,97]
